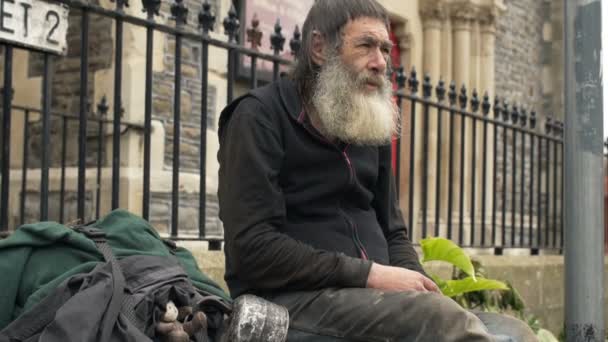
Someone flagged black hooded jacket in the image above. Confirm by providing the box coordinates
[217,78,425,297]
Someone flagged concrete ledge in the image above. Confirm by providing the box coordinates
[180,241,608,336]
[177,241,228,293]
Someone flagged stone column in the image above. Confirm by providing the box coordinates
[420,1,446,234]
[451,5,474,90]
[391,21,414,218]
[478,8,498,242]
[479,9,497,99]
[450,3,475,237]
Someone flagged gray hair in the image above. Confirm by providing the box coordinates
[290,0,390,101]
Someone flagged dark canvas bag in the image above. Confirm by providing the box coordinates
[0,225,231,342]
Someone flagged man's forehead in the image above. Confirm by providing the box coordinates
[342,17,390,41]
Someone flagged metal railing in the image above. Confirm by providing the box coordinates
[394,70,564,252]
[0,0,564,253]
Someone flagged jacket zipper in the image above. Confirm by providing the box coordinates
[297,111,369,260]
[342,147,369,260]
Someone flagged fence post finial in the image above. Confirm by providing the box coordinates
[422,74,432,98]
[170,0,188,25]
[554,120,564,138]
[493,96,501,118]
[511,104,519,124]
[271,19,286,54]
[290,25,301,56]
[502,99,510,122]
[482,92,491,116]
[223,4,240,43]
[246,13,263,50]
[520,108,528,127]
[199,0,216,33]
[142,0,160,17]
[436,78,446,102]
[448,81,457,106]
[471,89,480,113]
[458,84,468,109]
[97,96,109,117]
[529,110,537,129]
[545,117,553,134]
[396,66,407,89]
[408,67,419,94]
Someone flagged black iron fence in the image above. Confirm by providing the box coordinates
[393,71,564,254]
[0,0,564,253]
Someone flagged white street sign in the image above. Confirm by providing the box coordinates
[0,0,69,55]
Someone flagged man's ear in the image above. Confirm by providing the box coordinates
[311,30,327,66]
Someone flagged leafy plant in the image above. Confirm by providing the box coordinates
[420,237,559,341]
[420,237,508,297]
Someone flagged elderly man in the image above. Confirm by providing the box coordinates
[218,0,536,340]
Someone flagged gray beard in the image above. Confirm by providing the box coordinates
[310,57,399,146]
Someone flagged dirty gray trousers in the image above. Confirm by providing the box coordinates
[264,288,538,342]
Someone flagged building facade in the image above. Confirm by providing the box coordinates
[0,0,563,248]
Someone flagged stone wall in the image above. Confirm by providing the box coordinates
[27,6,114,169]
[148,0,222,236]
[495,0,544,111]
[492,0,563,240]
[183,245,608,337]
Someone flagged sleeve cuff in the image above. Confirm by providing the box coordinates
[335,255,373,288]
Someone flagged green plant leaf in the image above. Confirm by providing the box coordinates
[421,237,476,280]
[441,277,508,297]
[430,274,447,287]
[536,329,559,342]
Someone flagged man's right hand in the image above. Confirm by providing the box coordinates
[366,263,441,293]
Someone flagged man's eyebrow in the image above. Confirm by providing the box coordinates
[353,35,394,49]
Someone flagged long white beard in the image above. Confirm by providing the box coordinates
[311,56,399,146]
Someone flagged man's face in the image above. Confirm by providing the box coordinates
[310,17,398,146]
[338,17,392,93]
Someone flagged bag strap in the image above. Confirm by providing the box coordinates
[0,280,75,341]
[73,226,127,342]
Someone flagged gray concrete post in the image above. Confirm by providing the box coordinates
[563,0,605,341]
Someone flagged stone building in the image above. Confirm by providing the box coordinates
[0,0,579,334]
[0,0,563,246]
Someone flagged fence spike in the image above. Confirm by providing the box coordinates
[511,104,519,124]
[199,0,216,33]
[110,0,129,9]
[246,13,263,50]
[97,96,109,117]
[458,84,468,109]
[436,78,446,102]
[290,25,301,56]
[270,19,286,54]
[408,67,419,94]
[520,108,528,127]
[395,67,407,89]
[448,81,457,106]
[530,110,537,129]
[555,120,564,137]
[502,99,510,121]
[471,89,480,113]
[142,0,160,16]
[545,117,553,134]
[493,96,501,117]
[223,3,240,43]
[170,0,188,25]
[482,92,491,116]
[422,74,432,98]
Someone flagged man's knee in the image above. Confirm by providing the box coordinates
[394,292,491,341]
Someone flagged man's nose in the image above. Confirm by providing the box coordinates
[368,48,387,75]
